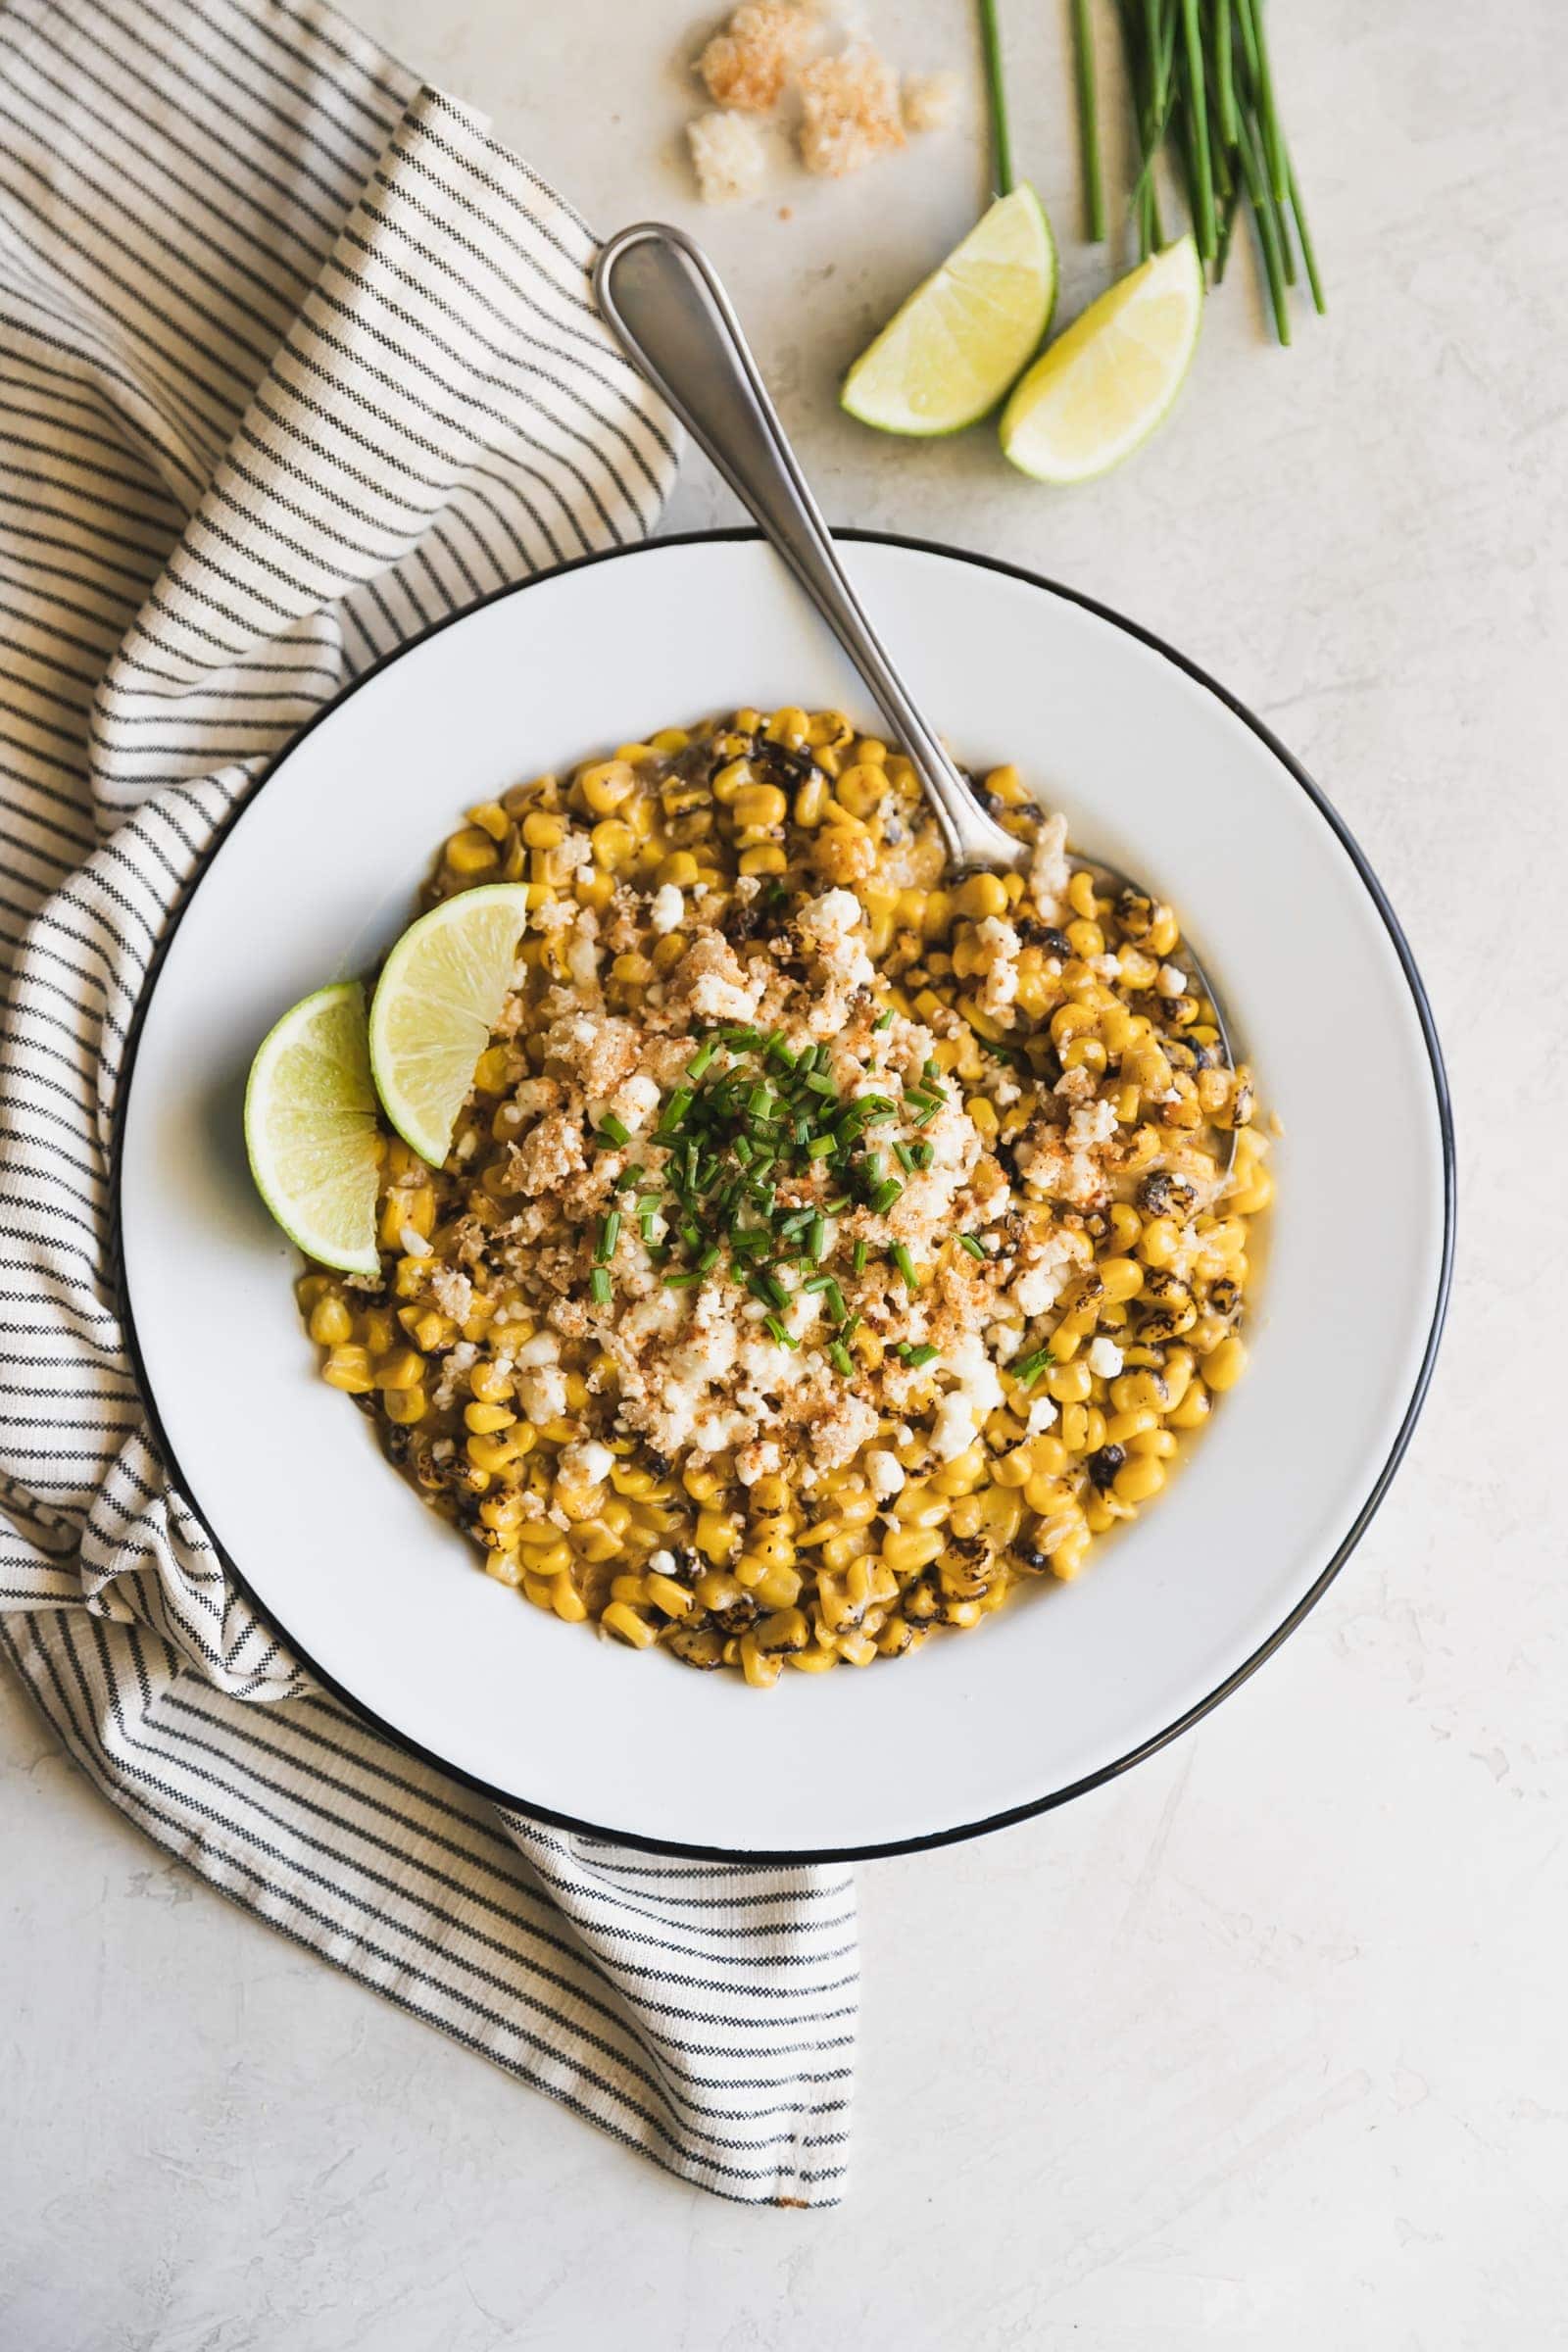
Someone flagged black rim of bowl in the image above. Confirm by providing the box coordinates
[112,527,1457,1864]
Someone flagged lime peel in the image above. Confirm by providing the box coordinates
[368,883,532,1169]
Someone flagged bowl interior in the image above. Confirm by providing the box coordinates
[118,535,1449,1857]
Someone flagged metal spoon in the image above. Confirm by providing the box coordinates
[592,221,1237,1095]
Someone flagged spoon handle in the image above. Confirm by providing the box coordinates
[593,221,1024,873]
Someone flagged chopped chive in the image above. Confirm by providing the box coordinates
[597,1112,631,1148]
[764,1314,798,1348]
[852,1240,868,1274]
[910,1099,941,1127]
[958,1234,990,1260]
[899,1341,939,1369]
[695,1243,720,1273]
[892,1244,919,1292]
[840,1309,861,1343]
[873,1006,895,1031]
[590,1267,612,1304]
[663,1268,702,1289]
[594,1211,620,1263]
[824,1193,853,1212]
[803,1070,837,1098]
[808,1211,828,1261]
[807,1134,836,1159]
[894,1142,916,1173]
[1012,1346,1054,1390]
[923,1056,941,1079]
[658,1087,693,1134]
[751,1269,789,1310]
[908,1141,933,1169]
[733,1135,755,1167]
[869,1178,904,1215]
[722,1025,762,1050]
[820,1278,847,1323]
[686,1039,717,1081]
[828,1341,854,1377]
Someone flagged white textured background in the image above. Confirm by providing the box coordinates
[4,1,1565,2345]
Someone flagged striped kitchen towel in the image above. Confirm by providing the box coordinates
[0,0,854,2204]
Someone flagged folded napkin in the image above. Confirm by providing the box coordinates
[0,0,854,2204]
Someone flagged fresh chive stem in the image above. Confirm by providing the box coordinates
[1179,0,1217,261]
[1071,0,1105,240]
[977,0,1014,196]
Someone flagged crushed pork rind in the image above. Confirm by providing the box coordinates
[797,42,906,176]
[296,710,1268,1685]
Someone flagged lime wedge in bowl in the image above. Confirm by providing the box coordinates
[368,883,531,1168]
[1001,234,1203,484]
[244,981,382,1276]
[842,184,1057,437]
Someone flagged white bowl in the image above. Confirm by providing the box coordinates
[116,533,1453,1859]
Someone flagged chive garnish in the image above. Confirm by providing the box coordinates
[828,1341,854,1377]
[898,1341,939,1369]
[869,1178,904,1215]
[764,1314,798,1348]
[873,1007,895,1030]
[892,1244,919,1291]
[663,1268,702,1288]
[687,1039,717,1080]
[807,1211,829,1261]
[1012,1347,1055,1390]
[590,1267,612,1304]
[594,1211,620,1263]
[597,1112,630,1148]
[894,1142,915,1173]
[853,1240,867,1274]
[807,1134,836,1159]
[958,1234,991,1260]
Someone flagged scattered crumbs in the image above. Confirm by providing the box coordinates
[687,109,769,205]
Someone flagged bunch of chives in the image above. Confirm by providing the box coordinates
[1102,0,1323,343]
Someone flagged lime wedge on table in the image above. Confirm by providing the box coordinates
[842,184,1057,437]
[244,982,381,1276]
[368,884,531,1168]
[1001,235,1202,484]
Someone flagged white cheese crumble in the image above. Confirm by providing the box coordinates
[1087,1337,1124,1379]
[650,883,684,934]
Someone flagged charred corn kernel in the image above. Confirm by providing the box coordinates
[399,1307,450,1353]
[603,1601,657,1649]
[383,1384,426,1425]
[695,1568,744,1611]
[1201,1335,1249,1390]
[735,1635,779,1689]
[446,826,499,874]
[570,1520,620,1564]
[307,1295,354,1346]
[1114,1454,1167,1504]
[750,1474,790,1515]
[788,1644,838,1673]
[711,757,752,803]
[822,1528,872,1574]
[755,1607,809,1655]
[375,1348,424,1393]
[747,1523,797,1570]
[610,1573,650,1607]
[466,1430,525,1474]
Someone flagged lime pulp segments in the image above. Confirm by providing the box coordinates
[1000,234,1203,484]
[368,883,533,1168]
[244,980,382,1276]
[841,184,1057,437]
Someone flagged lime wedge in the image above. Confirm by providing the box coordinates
[842,184,1057,437]
[1001,234,1203,484]
[368,884,531,1167]
[244,982,382,1275]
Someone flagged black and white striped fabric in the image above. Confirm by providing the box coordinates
[0,0,855,2204]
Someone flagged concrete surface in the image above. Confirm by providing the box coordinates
[4,0,1565,2344]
